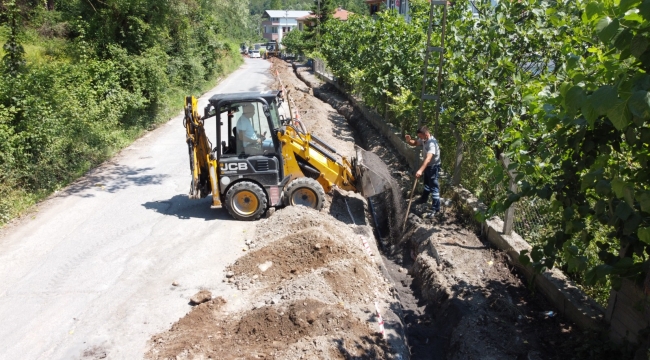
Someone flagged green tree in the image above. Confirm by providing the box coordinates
[270,0,282,10]
[281,28,313,55]
[0,0,248,226]
[312,0,336,24]
[509,0,650,292]
[1,0,26,77]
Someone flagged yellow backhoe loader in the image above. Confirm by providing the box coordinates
[183,91,389,220]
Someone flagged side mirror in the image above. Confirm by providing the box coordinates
[204,104,215,117]
[263,104,271,118]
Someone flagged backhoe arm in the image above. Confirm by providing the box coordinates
[278,125,357,193]
[184,96,212,199]
[278,125,391,198]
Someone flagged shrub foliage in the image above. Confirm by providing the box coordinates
[319,0,650,303]
[0,0,254,224]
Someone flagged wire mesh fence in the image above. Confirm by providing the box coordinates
[313,58,333,81]
[451,140,553,245]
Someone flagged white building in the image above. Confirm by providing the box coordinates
[261,10,311,47]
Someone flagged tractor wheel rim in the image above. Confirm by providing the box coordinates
[233,190,258,215]
[291,188,317,208]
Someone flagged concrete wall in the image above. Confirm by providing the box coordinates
[606,279,650,343]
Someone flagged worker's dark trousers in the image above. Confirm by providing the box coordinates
[423,164,441,212]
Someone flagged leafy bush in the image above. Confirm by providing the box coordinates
[510,0,650,292]
[318,0,650,305]
[281,29,312,56]
[0,1,247,226]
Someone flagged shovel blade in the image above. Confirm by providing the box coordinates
[354,147,391,198]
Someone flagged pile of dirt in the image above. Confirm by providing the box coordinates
[147,296,385,360]
[146,205,407,359]
[229,229,353,283]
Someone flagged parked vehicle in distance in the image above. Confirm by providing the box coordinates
[250,50,261,58]
[266,41,279,58]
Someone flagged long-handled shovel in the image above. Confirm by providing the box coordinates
[402,177,420,233]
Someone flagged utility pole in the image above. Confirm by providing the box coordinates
[284,10,288,54]
[417,1,448,139]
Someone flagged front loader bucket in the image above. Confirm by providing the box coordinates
[354,146,392,198]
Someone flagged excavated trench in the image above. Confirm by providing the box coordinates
[304,74,450,360]
[286,59,584,360]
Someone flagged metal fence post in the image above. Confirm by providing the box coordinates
[450,122,463,186]
[500,153,518,235]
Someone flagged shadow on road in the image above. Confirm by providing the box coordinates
[142,195,233,221]
[61,164,168,197]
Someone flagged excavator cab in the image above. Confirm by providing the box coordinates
[184,91,390,221]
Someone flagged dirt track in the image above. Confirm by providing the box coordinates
[145,58,585,360]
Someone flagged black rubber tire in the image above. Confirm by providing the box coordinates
[284,177,325,211]
[225,181,268,221]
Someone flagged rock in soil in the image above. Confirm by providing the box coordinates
[258,261,272,272]
[189,290,212,305]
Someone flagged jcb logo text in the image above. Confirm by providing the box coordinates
[220,163,248,171]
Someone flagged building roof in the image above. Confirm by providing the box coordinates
[333,8,352,20]
[296,8,353,21]
[297,13,314,21]
[264,10,311,19]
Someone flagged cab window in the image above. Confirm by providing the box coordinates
[232,102,274,156]
[268,101,281,130]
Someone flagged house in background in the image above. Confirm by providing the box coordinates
[366,0,410,19]
[262,10,311,46]
[366,0,497,21]
[296,7,353,31]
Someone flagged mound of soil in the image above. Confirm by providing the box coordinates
[146,296,387,360]
[230,228,354,281]
[146,205,406,359]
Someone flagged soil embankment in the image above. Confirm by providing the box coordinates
[146,206,405,359]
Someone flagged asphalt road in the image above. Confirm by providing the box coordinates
[0,58,274,360]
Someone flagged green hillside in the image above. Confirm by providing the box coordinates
[0,0,256,226]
